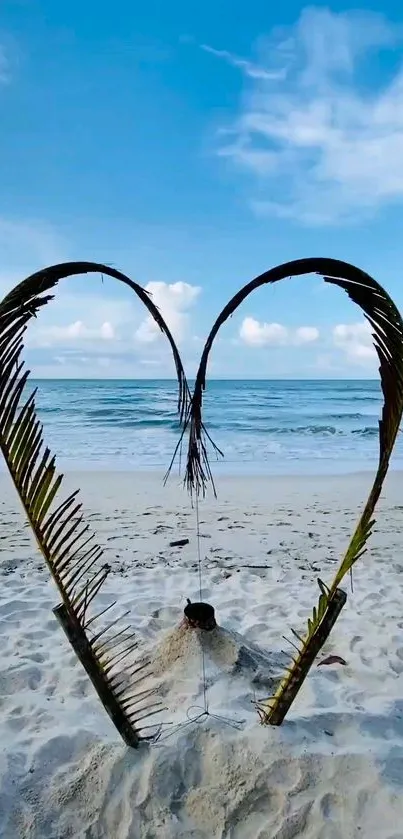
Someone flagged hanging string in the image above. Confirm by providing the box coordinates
[194,489,208,714]
[195,490,203,601]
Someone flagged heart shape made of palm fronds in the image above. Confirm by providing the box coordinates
[1,258,402,743]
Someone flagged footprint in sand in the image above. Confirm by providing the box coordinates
[227,786,284,839]
[319,791,341,819]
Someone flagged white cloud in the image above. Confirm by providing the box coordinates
[135,280,201,343]
[239,317,288,346]
[239,317,319,347]
[333,321,376,362]
[99,322,114,340]
[207,8,403,224]
[28,320,115,347]
[294,326,320,344]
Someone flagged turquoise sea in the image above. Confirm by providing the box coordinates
[9,378,401,476]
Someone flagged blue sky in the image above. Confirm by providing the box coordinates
[1,0,403,378]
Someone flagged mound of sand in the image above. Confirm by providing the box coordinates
[152,620,285,689]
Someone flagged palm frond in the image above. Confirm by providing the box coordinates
[184,257,403,723]
[0,261,189,746]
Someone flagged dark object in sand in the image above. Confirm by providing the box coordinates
[170,538,189,548]
[184,599,216,631]
[317,654,347,667]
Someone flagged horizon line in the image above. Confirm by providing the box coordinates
[29,376,380,382]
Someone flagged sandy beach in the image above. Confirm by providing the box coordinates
[1,469,403,838]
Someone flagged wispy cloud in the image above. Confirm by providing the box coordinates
[0,218,67,267]
[206,7,403,224]
[200,44,286,81]
[0,217,69,299]
[0,45,9,84]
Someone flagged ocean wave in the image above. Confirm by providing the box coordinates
[85,407,178,422]
[324,412,366,420]
[209,424,377,436]
[113,418,181,430]
[326,395,380,403]
[352,426,378,437]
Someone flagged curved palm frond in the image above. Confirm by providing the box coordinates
[183,257,403,724]
[0,261,189,746]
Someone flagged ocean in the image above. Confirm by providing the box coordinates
[8,378,401,476]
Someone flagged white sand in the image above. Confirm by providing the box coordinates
[1,469,403,838]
